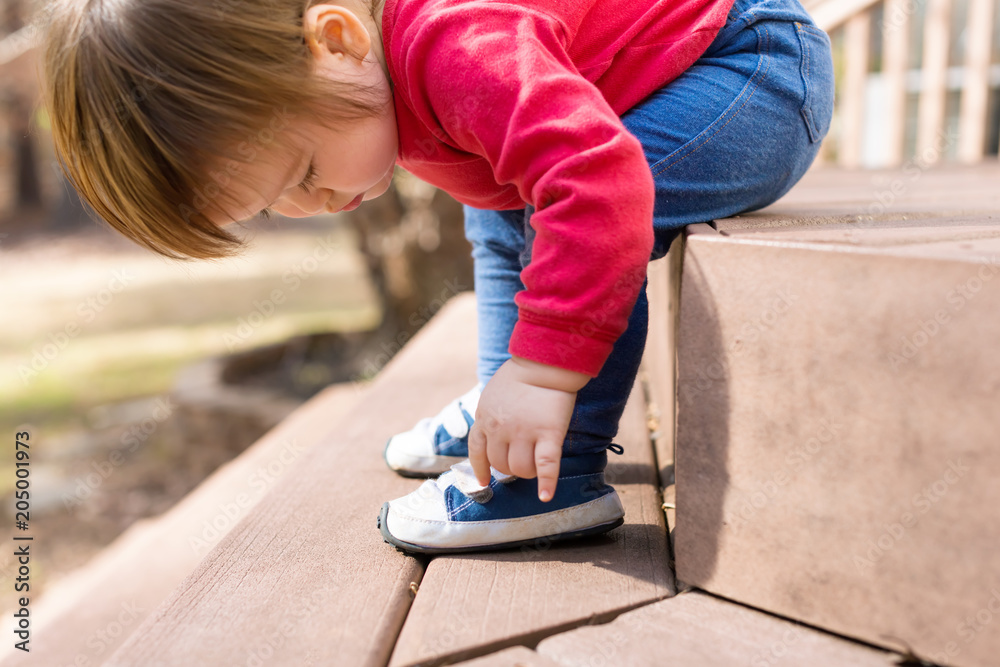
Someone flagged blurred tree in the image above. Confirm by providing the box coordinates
[2,0,24,33]
[8,95,42,211]
[2,0,44,215]
[345,174,475,361]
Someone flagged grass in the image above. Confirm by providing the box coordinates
[0,225,380,446]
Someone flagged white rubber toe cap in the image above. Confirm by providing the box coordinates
[384,431,465,475]
[384,489,625,550]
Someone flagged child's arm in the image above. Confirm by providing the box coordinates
[468,357,590,501]
[393,5,656,498]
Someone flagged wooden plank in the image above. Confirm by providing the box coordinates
[839,12,871,168]
[450,647,562,667]
[716,162,1000,219]
[0,382,366,667]
[957,0,996,163]
[661,483,676,572]
[105,294,481,667]
[535,593,900,666]
[642,238,683,490]
[916,0,953,164]
[388,380,674,667]
[809,0,883,33]
[881,0,911,166]
[674,196,1000,667]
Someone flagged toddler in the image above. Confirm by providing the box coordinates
[42,0,833,554]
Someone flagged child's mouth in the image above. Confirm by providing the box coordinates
[341,194,365,212]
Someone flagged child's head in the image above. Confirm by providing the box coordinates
[42,0,396,259]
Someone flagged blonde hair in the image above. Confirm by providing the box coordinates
[42,0,386,259]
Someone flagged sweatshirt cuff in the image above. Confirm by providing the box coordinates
[508,317,616,378]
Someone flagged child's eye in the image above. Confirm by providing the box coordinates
[298,163,317,192]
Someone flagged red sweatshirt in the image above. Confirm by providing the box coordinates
[383,0,735,376]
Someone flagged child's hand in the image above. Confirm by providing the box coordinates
[469,356,590,502]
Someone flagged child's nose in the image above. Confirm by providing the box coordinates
[277,187,331,217]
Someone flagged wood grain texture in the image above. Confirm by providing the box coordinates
[106,294,481,667]
[714,162,1000,223]
[388,381,674,667]
[536,593,899,667]
[0,382,366,667]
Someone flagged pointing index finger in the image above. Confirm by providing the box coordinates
[534,438,562,502]
[468,423,492,487]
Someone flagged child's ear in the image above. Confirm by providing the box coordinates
[304,4,372,63]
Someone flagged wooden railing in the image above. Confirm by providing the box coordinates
[807,0,1000,167]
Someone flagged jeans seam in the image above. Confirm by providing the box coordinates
[796,22,829,143]
[798,22,814,137]
[651,21,772,177]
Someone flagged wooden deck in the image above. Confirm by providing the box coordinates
[5,162,998,667]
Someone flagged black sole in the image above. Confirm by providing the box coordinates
[377,502,625,555]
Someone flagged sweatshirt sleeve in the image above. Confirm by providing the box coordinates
[395,4,655,377]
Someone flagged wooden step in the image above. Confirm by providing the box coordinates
[445,593,900,666]
[451,646,562,666]
[672,163,1000,667]
[387,379,674,667]
[533,593,899,666]
[0,382,366,667]
[105,295,481,666]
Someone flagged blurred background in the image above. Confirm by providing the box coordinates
[0,0,998,601]
[0,0,475,596]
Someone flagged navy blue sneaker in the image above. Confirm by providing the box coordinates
[383,383,482,477]
[377,453,624,554]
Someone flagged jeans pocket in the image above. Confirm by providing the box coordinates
[795,22,835,144]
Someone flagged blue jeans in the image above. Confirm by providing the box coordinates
[464,0,834,466]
